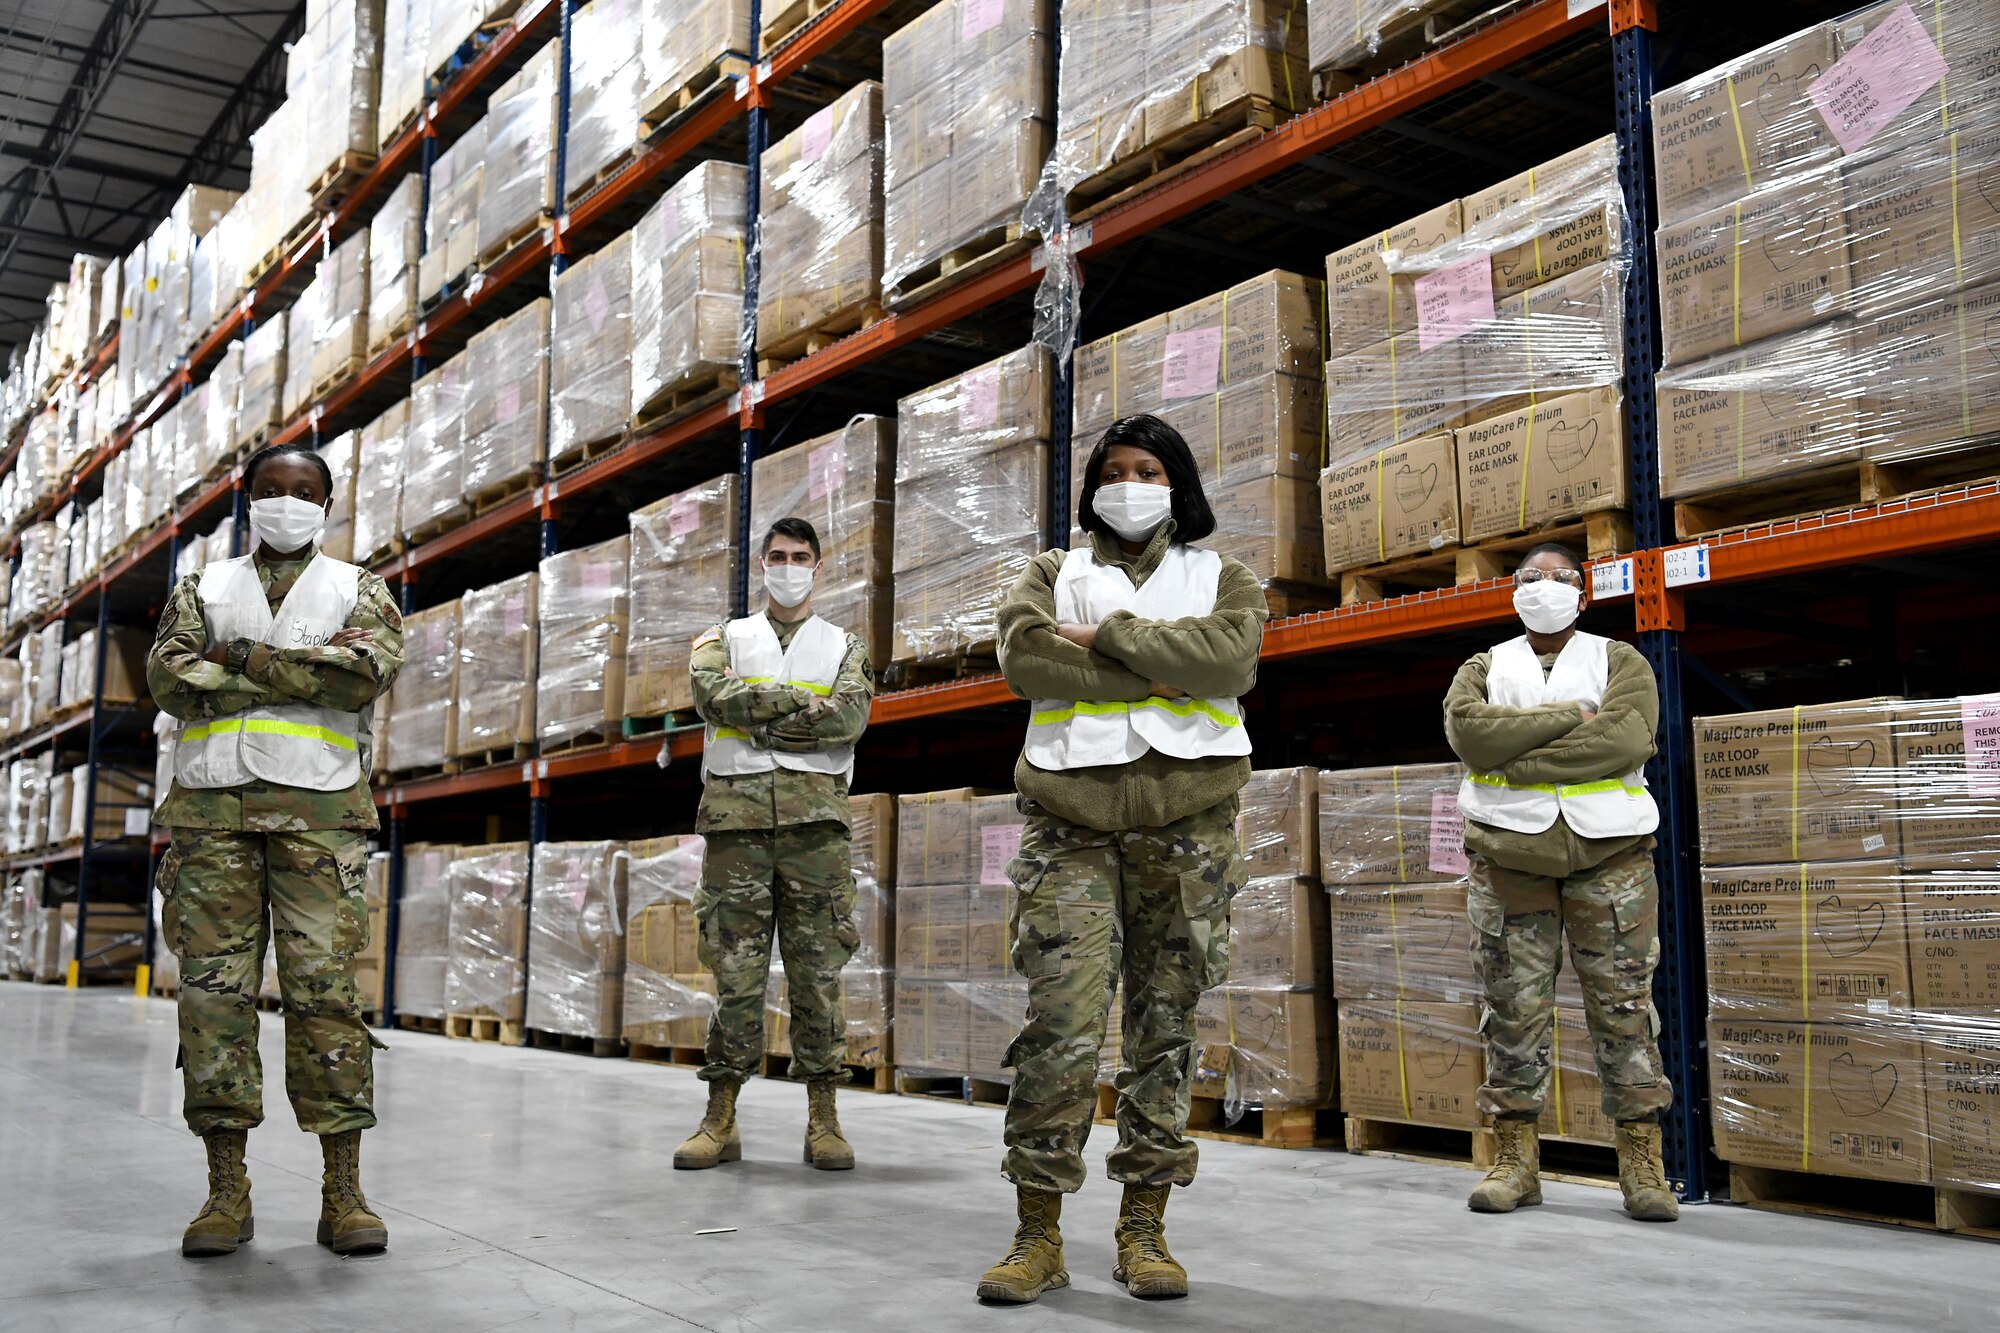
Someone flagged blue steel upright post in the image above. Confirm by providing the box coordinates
[1611,0,1707,1202]
[735,0,768,616]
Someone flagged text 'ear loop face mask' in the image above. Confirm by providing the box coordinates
[1092,482,1173,541]
[1513,579,1582,634]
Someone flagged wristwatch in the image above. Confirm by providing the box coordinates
[226,638,255,674]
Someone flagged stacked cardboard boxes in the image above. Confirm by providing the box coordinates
[400,351,472,541]
[526,840,630,1040]
[625,474,738,719]
[393,841,459,1019]
[367,174,423,354]
[319,430,361,560]
[479,42,560,265]
[756,81,885,356]
[297,0,385,199]
[445,842,533,1022]
[623,835,717,1050]
[550,232,633,460]
[233,316,287,451]
[537,536,630,748]
[640,0,751,125]
[766,793,897,1068]
[352,400,406,564]
[566,0,645,204]
[629,162,748,421]
[386,601,459,774]
[421,120,487,299]
[454,573,538,761]
[463,298,551,502]
[749,417,894,667]
[357,853,390,1014]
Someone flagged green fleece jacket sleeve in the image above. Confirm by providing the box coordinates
[1442,652,1588,774]
[761,637,874,752]
[997,550,1156,703]
[1502,641,1659,786]
[1092,555,1268,699]
[690,628,813,728]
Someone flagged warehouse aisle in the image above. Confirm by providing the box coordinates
[2,984,1993,1333]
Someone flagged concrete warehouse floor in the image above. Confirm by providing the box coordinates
[2,984,1994,1333]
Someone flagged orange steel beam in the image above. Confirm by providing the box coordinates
[557,397,737,492]
[759,0,896,85]
[871,674,1018,724]
[1689,484,2000,585]
[565,87,743,234]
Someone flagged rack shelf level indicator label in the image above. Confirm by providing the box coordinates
[1664,545,1711,588]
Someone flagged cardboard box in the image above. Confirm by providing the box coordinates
[624,475,738,718]
[1455,387,1628,543]
[893,977,972,1073]
[1325,200,1464,359]
[1228,876,1326,988]
[1702,860,1914,1021]
[453,573,538,758]
[969,978,1028,1074]
[445,842,533,1021]
[463,297,550,498]
[896,789,1016,888]
[1329,881,1482,1004]
[1324,332,1469,464]
[1337,999,1484,1129]
[1694,701,1902,866]
[1537,1007,1616,1146]
[1845,120,2000,314]
[386,601,460,773]
[1466,261,1626,416]
[756,81,884,354]
[1922,1022,2000,1193]
[1904,870,2000,1012]
[1461,137,1622,300]
[1708,1018,1930,1184]
[1208,473,1326,588]
[1857,282,2000,462]
[1142,0,1308,147]
[536,537,630,747]
[1318,761,1467,886]
[1890,697,2000,869]
[1320,431,1460,574]
[1239,767,1320,880]
[1832,2,2000,145]
[1195,987,1334,1108]
[1152,371,1325,490]
[550,232,633,456]
[526,839,630,1039]
[850,791,897,967]
[749,417,895,639]
[896,884,969,980]
[58,902,147,972]
[891,431,1047,663]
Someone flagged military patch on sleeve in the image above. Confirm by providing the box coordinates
[693,628,721,650]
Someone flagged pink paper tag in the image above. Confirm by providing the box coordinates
[1429,791,1469,876]
[584,273,611,333]
[981,824,1024,885]
[497,380,522,424]
[1810,3,1949,155]
[1415,253,1496,350]
[801,107,835,165]
[1961,694,2000,796]
[669,491,701,536]
[504,591,525,626]
[809,439,845,500]
[962,0,1005,41]
[567,862,590,910]
[583,561,614,593]
[1159,327,1222,399]
[958,369,1001,429]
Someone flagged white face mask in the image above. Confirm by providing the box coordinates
[764,562,816,609]
[248,496,328,554]
[1513,578,1583,635]
[1093,482,1173,542]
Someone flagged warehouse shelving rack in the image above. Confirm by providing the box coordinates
[7,0,1994,1203]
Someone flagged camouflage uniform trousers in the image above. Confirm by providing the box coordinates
[1002,798,1244,1195]
[157,828,380,1137]
[694,820,858,1085]
[1467,840,1675,1124]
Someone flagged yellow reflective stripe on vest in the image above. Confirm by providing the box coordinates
[1467,771,1644,798]
[738,674,833,697]
[181,718,358,750]
[1029,696,1242,729]
[714,727,750,741]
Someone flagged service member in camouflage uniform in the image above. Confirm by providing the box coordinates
[148,442,403,1258]
[674,517,875,1173]
[979,416,1267,1305]
[1443,542,1678,1222]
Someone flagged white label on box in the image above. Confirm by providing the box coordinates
[1567,0,1605,17]
[1959,693,2000,795]
[669,491,701,537]
[1663,544,1710,587]
[1429,791,1469,876]
[1810,3,1948,155]
[809,438,845,500]
[962,0,1005,40]
[959,369,1001,430]
[1867,998,1890,1014]
[1861,833,1887,853]
[1159,327,1222,399]
[1591,556,1634,600]
[584,273,611,333]
[981,824,1024,885]
[124,807,150,837]
[801,106,835,164]
[1415,253,1495,350]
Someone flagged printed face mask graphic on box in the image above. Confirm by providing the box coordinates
[1544,418,1598,474]
[1394,462,1438,511]
[1814,895,1886,957]
[1406,905,1459,955]
[1415,1023,1464,1081]
[1806,735,1875,797]
[1826,1051,1899,1117]
[1762,209,1830,274]
[1754,66,1819,130]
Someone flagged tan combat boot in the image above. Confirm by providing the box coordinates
[1468,1118,1542,1213]
[318,1130,389,1254]
[975,1187,1069,1304]
[803,1079,855,1170]
[1617,1121,1680,1222]
[1113,1183,1189,1299]
[673,1080,742,1169]
[182,1130,254,1257]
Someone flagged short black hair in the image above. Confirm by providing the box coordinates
[243,441,334,498]
[1520,541,1583,571]
[1076,414,1216,544]
[762,516,821,560]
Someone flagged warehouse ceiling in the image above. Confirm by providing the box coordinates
[0,0,303,356]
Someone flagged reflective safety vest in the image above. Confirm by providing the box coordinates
[701,614,855,783]
[1020,544,1251,772]
[174,552,369,793]
[1456,632,1659,839]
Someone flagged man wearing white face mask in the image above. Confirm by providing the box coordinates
[1443,542,1677,1224]
[146,442,403,1258]
[676,517,875,1173]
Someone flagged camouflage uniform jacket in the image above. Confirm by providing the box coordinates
[691,612,874,833]
[1443,639,1659,879]
[998,522,1268,833]
[149,555,405,833]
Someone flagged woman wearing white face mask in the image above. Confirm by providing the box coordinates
[1443,542,1677,1224]
[977,414,1267,1305]
[146,442,404,1258]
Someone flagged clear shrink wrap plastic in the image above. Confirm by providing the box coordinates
[629,161,748,420]
[1071,271,1328,600]
[1653,0,2000,503]
[202,344,242,480]
[536,536,630,747]
[454,572,538,758]
[377,0,428,145]
[400,350,471,539]
[242,99,315,282]
[318,430,361,561]
[445,841,532,1020]
[892,346,1049,665]
[1307,0,1446,75]
[352,399,406,564]
[310,226,371,397]
[881,0,1053,298]
[187,199,247,350]
[749,416,894,667]
[395,841,460,1019]
[765,793,896,1067]
[368,174,422,353]
[386,600,459,773]
[298,0,384,190]
[281,268,329,423]
[1695,695,2000,1192]
[527,840,630,1040]
[479,42,558,265]
[550,231,632,457]
[624,474,737,718]
[14,525,62,624]
[892,789,1026,1079]
[1,873,33,975]
[639,0,750,116]
[463,297,550,498]
[233,316,287,451]
[565,0,644,204]
[421,119,487,299]
[623,835,718,1047]
[756,81,885,355]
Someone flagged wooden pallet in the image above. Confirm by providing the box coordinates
[367,310,415,361]
[1312,0,1515,81]
[246,212,320,290]
[550,427,631,478]
[446,1012,523,1044]
[471,471,538,516]
[386,758,462,783]
[885,223,1033,312]
[477,212,553,270]
[403,505,473,548]
[632,367,739,435]
[397,1013,448,1035]
[451,741,534,773]
[565,146,642,209]
[881,644,999,691]
[629,1040,707,1069]
[419,269,475,316]
[1338,510,1634,607]
[1724,1162,2000,1240]
[1345,1115,1619,1186]
[621,711,701,740]
[1674,448,2000,540]
[756,301,887,374]
[1070,101,1279,221]
[233,419,280,457]
[759,0,836,52]
[309,150,378,213]
[539,726,618,757]
[896,1072,1012,1108]
[526,1026,629,1058]
[1094,1086,1341,1149]
[308,355,366,409]
[639,53,753,139]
